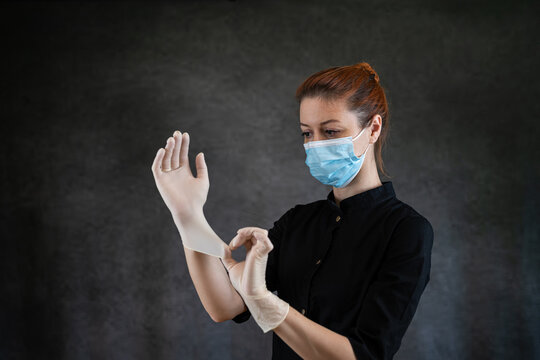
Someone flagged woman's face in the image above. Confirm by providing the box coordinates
[299,96,370,158]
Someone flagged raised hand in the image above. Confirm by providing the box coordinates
[151,130,209,222]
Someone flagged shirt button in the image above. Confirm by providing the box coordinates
[336,215,341,222]
[316,259,321,265]
[301,308,306,315]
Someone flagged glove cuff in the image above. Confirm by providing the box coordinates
[174,210,226,258]
[244,290,290,333]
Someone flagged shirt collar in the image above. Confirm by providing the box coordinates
[326,181,396,214]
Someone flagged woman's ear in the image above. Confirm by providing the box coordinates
[370,114,383,143]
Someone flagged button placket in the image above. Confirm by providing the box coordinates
[304,213,340,319]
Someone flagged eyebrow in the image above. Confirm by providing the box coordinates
[300,119,341,127]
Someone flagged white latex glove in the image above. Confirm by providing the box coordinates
[151,130,226,258]
[221,227,290,333]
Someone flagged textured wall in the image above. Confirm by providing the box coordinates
[2,1,539,359]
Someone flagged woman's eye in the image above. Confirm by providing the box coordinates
[301,130,339,138]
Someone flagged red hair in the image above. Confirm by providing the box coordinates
[295,62,391,179]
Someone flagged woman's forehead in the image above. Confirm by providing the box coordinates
[299,99,355,127]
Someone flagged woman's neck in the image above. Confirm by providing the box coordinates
[332,163,383,208]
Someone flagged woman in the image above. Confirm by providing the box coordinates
[151,62,434,360]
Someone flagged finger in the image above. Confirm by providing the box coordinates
[179,132,190,170]
[171,130,182,169]
[246,231,273,259]
[229,233,245,250]
[220,245,238,271]
[250,232,273,258]
[195,152,208,180]
[235,228,268,249]
[253,232,274,253]
[151,148,166,176]
[229,230,257,250]
[161,137,174,171]
[237,227,268,236]
[229,234,239,249]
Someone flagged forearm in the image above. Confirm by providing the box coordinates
[273,306,356,360]
[173,210,242,322]
[182,245,245,322]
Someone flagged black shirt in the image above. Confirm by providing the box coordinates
[231,181,434,360]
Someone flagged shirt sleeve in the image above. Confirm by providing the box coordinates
[231,205,297,324]
[345,215,434,359]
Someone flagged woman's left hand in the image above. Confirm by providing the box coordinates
[221,227,274,298]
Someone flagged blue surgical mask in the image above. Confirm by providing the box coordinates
[303,128,370,188]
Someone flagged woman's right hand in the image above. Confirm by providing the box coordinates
[151,130,209,222]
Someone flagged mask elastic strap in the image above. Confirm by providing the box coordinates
[352,127,366,141]
[354,137,371,157]
[353,142,371,159]
[362,142,371,155]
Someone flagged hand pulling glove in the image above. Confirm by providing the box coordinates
[225,228,290,333]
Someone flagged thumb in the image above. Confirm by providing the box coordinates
[151,148,166,176]
[195,152,209,180]
[220,244,238,272]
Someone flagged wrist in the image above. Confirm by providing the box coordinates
[172,207,226,258]
[243,284,269,299]
[242,290,290,333]
[172,207,205,228]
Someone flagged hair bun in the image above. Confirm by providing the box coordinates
[353,62,380,83]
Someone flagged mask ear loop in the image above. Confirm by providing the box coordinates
[351,127,366,141]
[352,127,371,157]
[361,142,371,156]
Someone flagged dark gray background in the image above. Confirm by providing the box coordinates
[2,1,539,359]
